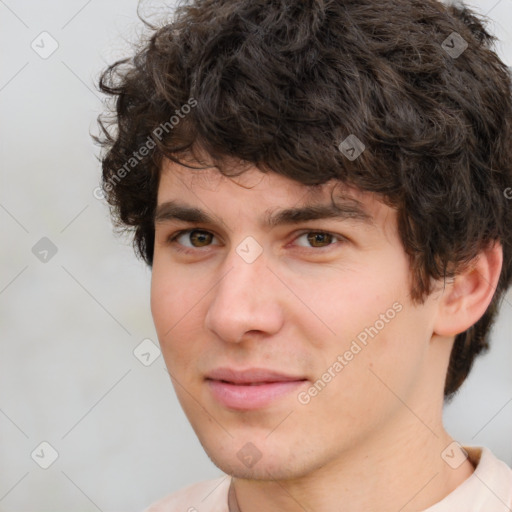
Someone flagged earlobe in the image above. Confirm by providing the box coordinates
[433,241,503,337]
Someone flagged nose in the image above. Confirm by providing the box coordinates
[204,246,285,344]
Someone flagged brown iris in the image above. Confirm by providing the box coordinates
[188,230,212,247]
[306,232,334,248]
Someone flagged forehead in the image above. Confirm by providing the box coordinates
[159,157,370,203]
[157,157,396,232]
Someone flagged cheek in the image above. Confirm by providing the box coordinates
[150,263,213,377]
[330,300,431,417]
[151,269,177,334]
[150,258,198,325]
[299,259,427,397]
[150,266,193,351]
[299,308,428,443]
[290,259,407,351]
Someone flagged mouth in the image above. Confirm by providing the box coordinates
[205,367,308,410]
[215,380,291,385]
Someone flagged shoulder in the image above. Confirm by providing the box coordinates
[424,445,512,511]
[473,446,512,487]
[143,475,231,512]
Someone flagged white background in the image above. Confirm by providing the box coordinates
[1,0,511,510]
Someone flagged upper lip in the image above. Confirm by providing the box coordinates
[206,367,307,384]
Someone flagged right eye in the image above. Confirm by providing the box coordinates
[166,229,221,253]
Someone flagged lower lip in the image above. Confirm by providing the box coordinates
[206,379,307,410]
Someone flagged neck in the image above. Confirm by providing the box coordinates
[230,412,474,512]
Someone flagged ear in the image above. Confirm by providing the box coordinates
[433,241,503,337]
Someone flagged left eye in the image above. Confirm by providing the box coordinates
[294,231,340,249]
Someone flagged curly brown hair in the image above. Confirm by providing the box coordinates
[94,0,512,400]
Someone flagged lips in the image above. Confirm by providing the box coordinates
[205,367,306,385]
[205,367,308,410]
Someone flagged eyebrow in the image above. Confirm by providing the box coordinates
[154,198,374,229]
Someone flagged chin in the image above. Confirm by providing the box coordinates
[198,436,313,481]
[206,453,299,480]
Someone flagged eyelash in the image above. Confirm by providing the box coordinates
[165,229,347,255]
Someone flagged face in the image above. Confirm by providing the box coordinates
[151,157,444,480]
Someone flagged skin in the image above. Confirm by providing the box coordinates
[151,154,502,512]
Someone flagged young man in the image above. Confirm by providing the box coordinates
[95,0,512,510]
